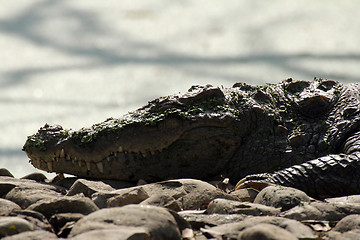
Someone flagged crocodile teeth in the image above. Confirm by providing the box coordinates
[78,161,82,167]
[47,161,53,172]
[141,151,147,158]
[60,149,65,158]
[114,152,117,157]
[118,146,123,152]
[106,157,111,162]
[96,162,104,173]
[86,162,91,171]
[66,155,71,161]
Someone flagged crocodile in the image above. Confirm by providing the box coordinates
[23,78,360,198]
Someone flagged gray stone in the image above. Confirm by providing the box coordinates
[281,202,360,221]
[0,216,36,238]
[69,204,181,240]
[179,210,246,229]
[8,210,52,232]
[49,213,84,234]
[69,228,149,240]
[55,177,78,189]
[67,179,116,198]
[2,230,58,240]
[201,216,316,239]
[5,187,63,209]
[166,209,192,233]
[0,169,14,178]
[0,176,65,197]
[206,198,280,216]
[101,179,136,189]
[327,229,360,240]
[254,185,311,211]
[326,195,360,204]
[140,194,181,211]
[27,195,99,219]
[20,173,47,182]
[0,199,21,215]
[92,179,236,210]
[333,214,360,233]
[178,185,237,210]
[107,187,149,207]
[238,223,298,240]
[230,188,259,202]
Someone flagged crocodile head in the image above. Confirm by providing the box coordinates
[23,79,345,182]
[23,85,245,181]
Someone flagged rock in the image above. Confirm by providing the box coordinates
[0,176,65,197]
[101,179,136,189]
[178,184,237,210]
[7,175,360,239]
[333,214,360,233]
[5,187,63,209]
[69,228,150,240]
[0,169,14,178]
[107,187,149,207]
[27,195,99,219]
[238,223,298,240]
[326,229,360,240]
[2,230,58,240]
[166,209,192,233]
[0,199,21,215]
[0,216,36,238]
[8,210,52,232]
[140,194,182,211]
[57,221,76,238]
[281,202,360,221]
[201,216,316,239]
[49,213,84,235]
[230,188,259,202]
[54,177,78,189]
[326,195,360,204]
[254,185,311,211]
[179,210,246,229]
[206,198,280,216]
[69,205,181,239]
[67,179,116,197]
[20,173,47,182]
[92,179,237,210]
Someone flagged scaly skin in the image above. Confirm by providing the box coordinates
[23,78,360,198]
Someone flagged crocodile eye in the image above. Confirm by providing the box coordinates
[285,81,310,94]
[317,80,337,91]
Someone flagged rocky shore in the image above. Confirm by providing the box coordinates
[0,169,360,239]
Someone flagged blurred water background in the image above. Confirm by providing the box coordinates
[1,1,360,178]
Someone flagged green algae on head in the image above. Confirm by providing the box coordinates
[23,124,70,153]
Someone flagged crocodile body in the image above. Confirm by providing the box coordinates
[23,78,360,198]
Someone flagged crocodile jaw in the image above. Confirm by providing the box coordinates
[23,114,239,181]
